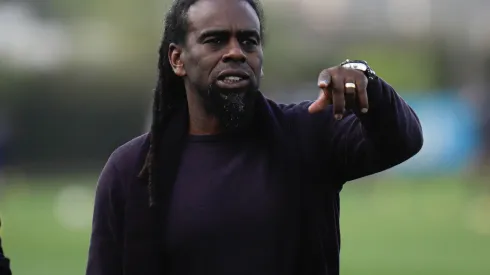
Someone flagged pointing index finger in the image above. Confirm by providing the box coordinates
[318,69,332,89]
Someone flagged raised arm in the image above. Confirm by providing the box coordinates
[323,77,423,182]
[285,60,423,185]
[86,157,124,275]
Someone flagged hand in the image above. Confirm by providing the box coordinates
[308,66,369,119]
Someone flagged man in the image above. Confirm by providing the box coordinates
[86,0,423,274]
[0,219,12,275]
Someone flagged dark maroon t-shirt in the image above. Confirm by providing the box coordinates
[165,133,297,275]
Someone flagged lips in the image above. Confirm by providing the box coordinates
[216,70,251,89]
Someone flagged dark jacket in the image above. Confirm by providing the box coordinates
[86,78,423,275]
[0,225,12,275]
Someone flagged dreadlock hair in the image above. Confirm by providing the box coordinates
[139,0,265,207]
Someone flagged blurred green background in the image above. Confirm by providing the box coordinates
[1,0,490,274]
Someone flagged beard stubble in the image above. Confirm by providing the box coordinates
[197,82,258,132]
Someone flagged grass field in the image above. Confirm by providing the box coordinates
[1,175,490,275]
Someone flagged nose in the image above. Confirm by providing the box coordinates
[222,39,246,63]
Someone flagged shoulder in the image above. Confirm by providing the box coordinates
[265,98,311,125]
[266,97,359,129]
[94,133,149,204]
[100,133,149,188]
[265,98,312,115]
[265,98,337,129]
[109,133,149,166]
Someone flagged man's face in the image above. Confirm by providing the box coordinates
[170,0,263,131]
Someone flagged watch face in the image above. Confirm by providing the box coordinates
[341,60,377,80]
[342,63,368,72]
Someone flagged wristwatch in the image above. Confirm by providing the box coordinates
[340,59,378,81]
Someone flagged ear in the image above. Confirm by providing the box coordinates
[168,43,186,77]
[261,68,264,78]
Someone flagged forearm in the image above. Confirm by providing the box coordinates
[332,78,423,182]
[357,78,423,159]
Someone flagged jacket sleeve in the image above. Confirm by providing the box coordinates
[0,235,12,275]
[86,156,124,275]
[282,77,423,185]
[324,78,423,182]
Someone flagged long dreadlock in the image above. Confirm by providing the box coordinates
[139,0,265,207]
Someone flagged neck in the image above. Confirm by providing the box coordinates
[186,89,222,135]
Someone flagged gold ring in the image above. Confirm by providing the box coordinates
[345,83,356,89]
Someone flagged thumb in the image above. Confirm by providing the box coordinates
[308,91,329,113]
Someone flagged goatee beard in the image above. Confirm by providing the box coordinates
[198,83,258,132]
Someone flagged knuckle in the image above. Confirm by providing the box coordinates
[327,67,341,77]
[344,68,363,77]
[358,75,368,85]
[331,74,341,83]
[320,68,330,77]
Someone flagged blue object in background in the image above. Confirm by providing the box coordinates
[391,92,480,176]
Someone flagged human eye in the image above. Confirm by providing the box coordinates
[241,38,258,46]
[203,34,227,45]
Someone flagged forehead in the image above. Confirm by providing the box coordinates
[187,0,260,34]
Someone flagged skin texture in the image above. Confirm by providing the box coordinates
[169,0,263,135]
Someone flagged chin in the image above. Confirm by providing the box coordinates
[220,95,253,130]
[201,84,258,131]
